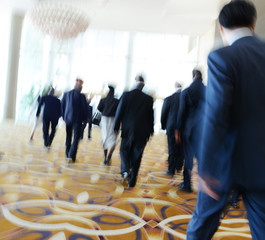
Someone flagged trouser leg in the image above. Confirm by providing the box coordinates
[176,143,184,171]
[187,190,230,240]
[65,124,73,157]
[128,140,146,187]
[47,119,58,146]
[68,122,82,162]
[120,138,131,174]
[42,118,49,147]
[167,133,176,175]
[182,136,194,189]
[242,190,265,240]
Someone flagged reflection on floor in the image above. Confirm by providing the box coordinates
[0,121,250,239]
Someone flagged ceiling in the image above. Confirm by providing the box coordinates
[0,0,264,37]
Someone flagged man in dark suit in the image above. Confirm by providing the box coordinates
[187,1,265,239]
[161,82,184,176]
[176,69,205,193]
[36,87,61,148]
[61,79,88,162]
[80,97,93,140]
[114,75,154,187]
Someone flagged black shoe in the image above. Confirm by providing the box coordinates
[165,170,174,177]
[106,156,111,166]
[127,183,136,188]
[178,182,192,193]
[121,172,129,184]
[231,201,239,209]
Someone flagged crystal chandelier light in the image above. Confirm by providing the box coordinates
[26,0,91,40]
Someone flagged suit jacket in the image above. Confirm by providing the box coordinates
[200,36,265,191]
[61,89,88,125]
[177,78,205,137]
[36,95,61,121]
[161,91,181,134]
[113,89,154,142]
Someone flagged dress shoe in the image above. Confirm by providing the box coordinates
[121,172,129,184]
[165,170,174,177]
[127,183,136,188]
[178,182,192,193]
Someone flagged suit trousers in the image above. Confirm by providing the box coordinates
[182,135,194,189]
[120,138,147,187]
[187,189,265,240]
[42,118,58,147]
[65,122,82,162]
[167,133,184,174]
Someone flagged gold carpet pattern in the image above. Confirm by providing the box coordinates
[0,121,251,239]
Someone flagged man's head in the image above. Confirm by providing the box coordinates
[192,69,202,80]
[135,74,144,83]
[48,87,55,96]
[135,74,145,90]
[75,78,84,92]
[219,1,257,44]
[175,82,182,92]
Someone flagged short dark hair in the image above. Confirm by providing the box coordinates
[219,0,257,29]
[135,74,144,83]
[192,69,202,79]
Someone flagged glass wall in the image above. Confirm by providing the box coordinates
[16,19,199,126]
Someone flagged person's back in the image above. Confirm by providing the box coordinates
[118,88,154,142]
[61,79,88,162]
[61,89,87,125]
[41,95,61,121]
[187,1,265,239]
[98,93,119,117]
[206,36,265,188]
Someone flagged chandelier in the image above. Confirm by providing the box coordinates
[26,0,91,40]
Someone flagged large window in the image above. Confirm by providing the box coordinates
[16,20,199,125]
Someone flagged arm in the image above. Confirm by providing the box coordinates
[97,99,104,112]
[150,99,154,136]
[176,91,187,131]
[161,97,170,130]
[113,93,126,132]
[199,51,235,197]
[36,97,44,117]
[61,94,66,120]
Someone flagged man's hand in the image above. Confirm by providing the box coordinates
[198,175,221,200]
[175,130,181,144]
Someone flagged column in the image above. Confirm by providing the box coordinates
[4,13,24,119]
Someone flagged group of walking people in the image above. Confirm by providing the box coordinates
[32,1,265,238]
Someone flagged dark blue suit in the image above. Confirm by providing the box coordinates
[114,88,154,187]
[61,89,88,161]
[187,36,265,240]
[161,91,184,174]
[36,95,61,147]
[177,78,205,190]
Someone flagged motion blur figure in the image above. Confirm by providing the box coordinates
[61,79,88,162]
[97,85,119,165]
[176,69,205,193]
[80,97,93,140]
[161,82,184,176]
[187,1,265,239]
[36,87,61,148]
[114,75,154,187]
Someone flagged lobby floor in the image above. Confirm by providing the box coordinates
[0,121,250,239]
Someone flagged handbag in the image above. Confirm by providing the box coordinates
[92,110,101,126]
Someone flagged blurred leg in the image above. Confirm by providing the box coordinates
[187,190,230,239]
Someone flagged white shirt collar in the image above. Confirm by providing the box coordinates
[227,27,253,46]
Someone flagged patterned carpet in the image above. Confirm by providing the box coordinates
[0,121,251,239]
